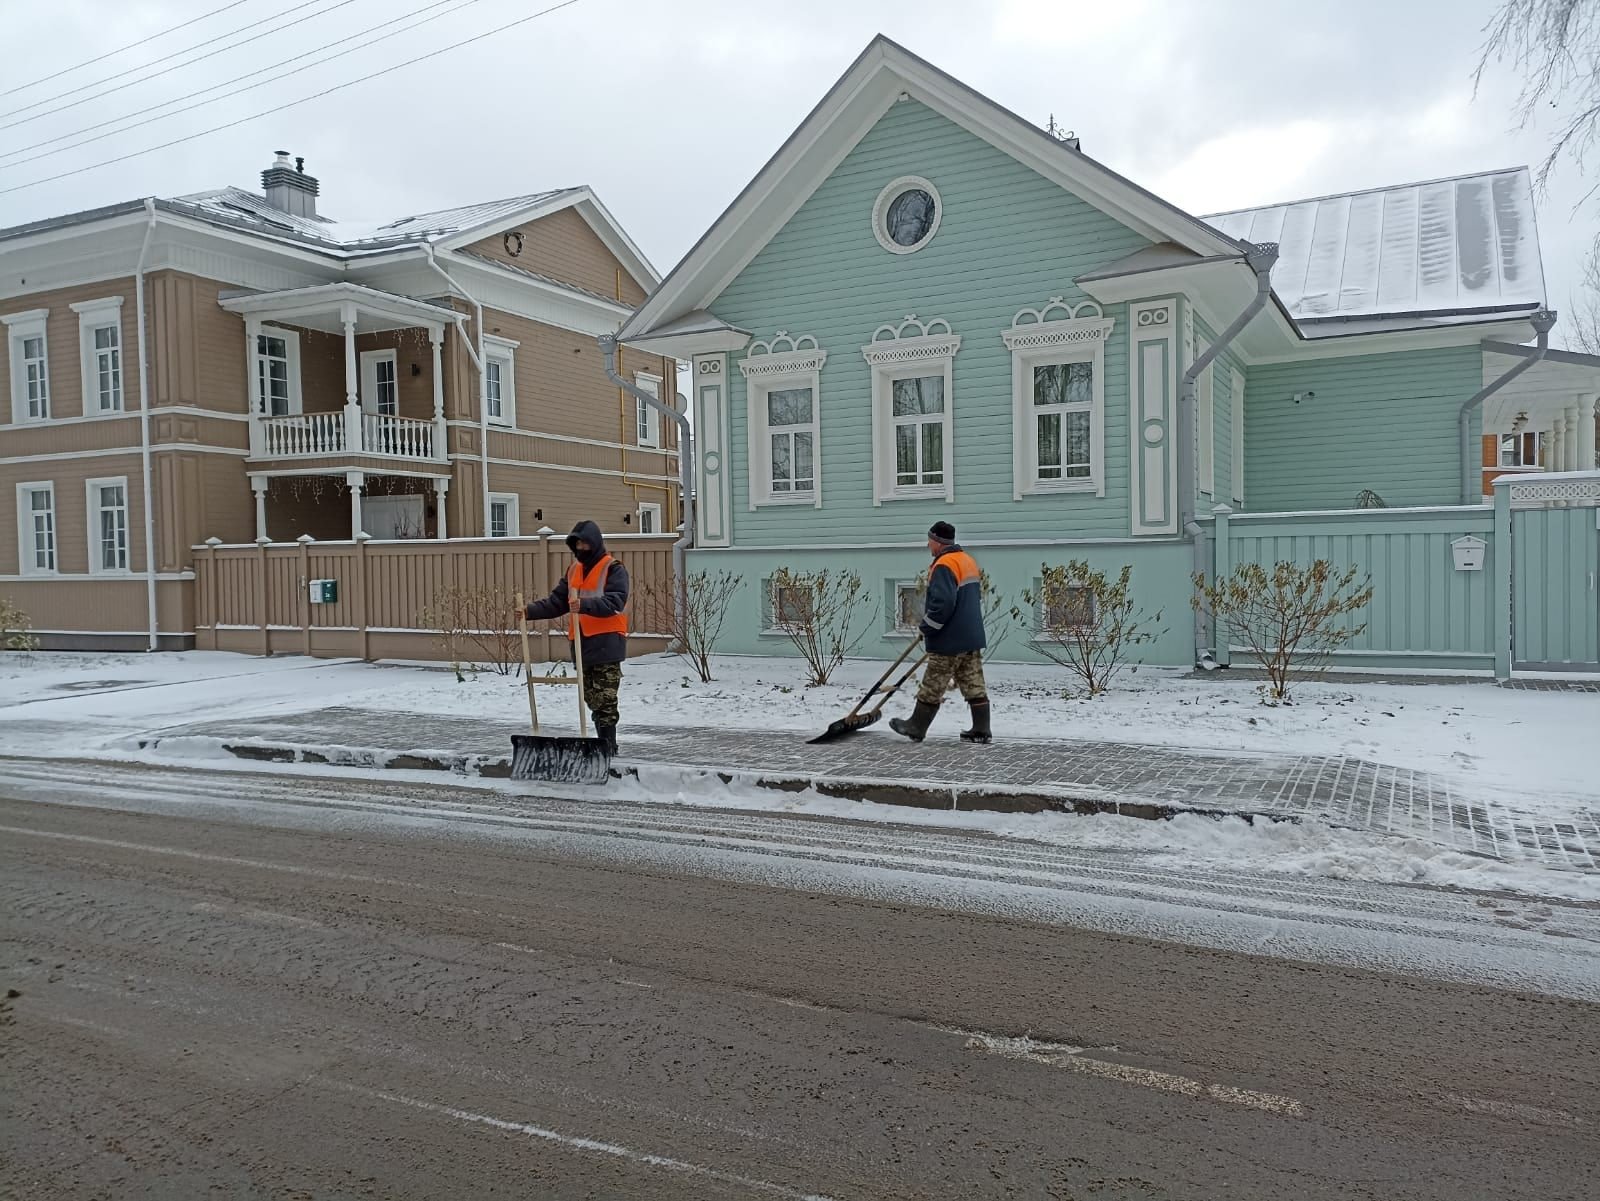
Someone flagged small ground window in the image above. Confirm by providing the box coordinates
[893,581,926,633]
[768,580,815,631]
[1040,585,1096,633]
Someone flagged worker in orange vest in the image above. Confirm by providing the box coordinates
[522,519,630,756]
[890,521,990,744]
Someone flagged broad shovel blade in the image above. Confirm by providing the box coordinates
[510,734,610,786]
[806,709,881,745]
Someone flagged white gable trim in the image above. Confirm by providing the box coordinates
[621,36,1242,343]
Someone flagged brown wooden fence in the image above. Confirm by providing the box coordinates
[193,533,678,664]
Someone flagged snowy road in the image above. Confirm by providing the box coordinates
[2,757,1597,1198]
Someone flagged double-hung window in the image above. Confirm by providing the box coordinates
[16,483,56,575]
[637,502,661,534]
[4,309,51,423]
[634,372,662,448]
[488,493,519,538]
[483,334,518,427]
[740,334,826,508]
[87,477,129,573]
[864,317,959,504]
[71,297,124,413]
[253,327,300,416]
[1003,301,1113,498]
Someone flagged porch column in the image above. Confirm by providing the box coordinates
[347,470,365,540]
[342,302,362,454]
[1564,403,1582,471]
[434,477,450,540]
[429,325,447,461]
[245,317,264,455]
[1549,421,1564,473]
[250,474,269,542]
[1578,395,1598,472]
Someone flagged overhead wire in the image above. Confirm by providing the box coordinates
[0,0,488,168]
[0,0,358,130]
[0,0,256,98]
[0,0,586,198]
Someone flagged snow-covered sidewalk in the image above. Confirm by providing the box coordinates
[3,651,1596,895]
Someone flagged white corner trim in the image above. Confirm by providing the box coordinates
[739,331,828,377]
[1001,298,1113,351]
[861,315,961,367]
[871,175,943,255]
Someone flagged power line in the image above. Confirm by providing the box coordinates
[0,1,257,99]
[0,0,486,168]
[0,0,356,129]
[0,0,586,198]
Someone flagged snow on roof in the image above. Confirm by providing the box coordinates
[1202,167,1545,322]
[160,186,577,253]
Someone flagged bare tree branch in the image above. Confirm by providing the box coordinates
[1476,0,1600,190]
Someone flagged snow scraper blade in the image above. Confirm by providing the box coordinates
[509,733,610,785]
[806,637,925,744]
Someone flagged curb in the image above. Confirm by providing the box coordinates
[137,735,1295,828]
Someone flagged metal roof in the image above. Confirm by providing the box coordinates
[1202,167,1546,323]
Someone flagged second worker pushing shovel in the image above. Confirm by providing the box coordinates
[890,520,992,745]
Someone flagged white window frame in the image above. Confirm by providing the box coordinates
[487,493,520,538]
[1034,580,1098,637]
[254,325,302,417]
[636,501,662,534]
[1197,363,1215,497]
[872,175,943,256]
[85,475,131,575]
[740,333,827,510]
[763,576,815,635]
[70,298,125,414]
[1497,431,1544,469]
[634,371,662,448]
[15,481,57,577]
[1231,369,1245,504]
[863,316,960,505]
[483,334,518,428]
[1003,300,1112,499]
[4,308,51,423]
[891,580,926,635]
[359,348,399,416]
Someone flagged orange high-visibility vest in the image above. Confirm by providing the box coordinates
[567,554,628,640]
[929,548,981,589]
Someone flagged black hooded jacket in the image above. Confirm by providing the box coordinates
[524,520,631,665]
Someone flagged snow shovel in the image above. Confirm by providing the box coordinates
[510,591,610,786]
[808,637,927,744]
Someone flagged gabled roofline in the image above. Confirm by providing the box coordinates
[1200,166,1532,220]
[621,34,1245,342]
[437,185,660,292]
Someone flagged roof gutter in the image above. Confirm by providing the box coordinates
[135,199,160,651]
[599,334,693,642]
[1458,308,1556,504]
[1181,241,1278,664]
[424,244,489,535]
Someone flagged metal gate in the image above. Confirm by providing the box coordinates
[1510,479,1600,672]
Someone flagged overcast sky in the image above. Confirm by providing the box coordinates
[2,0,1592,343]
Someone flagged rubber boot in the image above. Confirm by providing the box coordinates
[596,723,618,757]
[889,700,939,743]
[960,699,992,745]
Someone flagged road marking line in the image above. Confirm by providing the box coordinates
[957,1030,1304,1117]
[318,1079,838,1200]
[1448,1093,1583,1128]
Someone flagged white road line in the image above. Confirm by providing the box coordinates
[319,1079,839,1201]
[957,1030,1305,1117]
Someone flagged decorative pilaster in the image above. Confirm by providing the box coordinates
[434,477,450,540]
[342,302,361,453]
[347,470,365,539]
[429,326,447,461]
[250,475,269,542]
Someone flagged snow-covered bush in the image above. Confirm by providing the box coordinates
[767,567,872,686]
[1,597,37,653]
[1021,561,1164,698]
[639,570,745,683]
[1192,560,1374,703]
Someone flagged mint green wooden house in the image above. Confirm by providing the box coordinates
[620,37,1600,677]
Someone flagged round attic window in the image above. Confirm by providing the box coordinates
[873,176,941,255]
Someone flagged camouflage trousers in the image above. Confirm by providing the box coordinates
[581,662,623,728]
[916,650,988,706]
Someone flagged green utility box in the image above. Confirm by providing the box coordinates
[308,578,339,604]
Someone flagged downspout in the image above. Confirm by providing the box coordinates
[599,334,693,642]
[1457,309,1556,505]
[135,199,159,651]
[424,244,489,535]
[1179,241,1279,664]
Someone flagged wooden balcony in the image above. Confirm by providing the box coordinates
[252,410,443,463]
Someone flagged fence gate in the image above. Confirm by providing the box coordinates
[1509,478,1600,673]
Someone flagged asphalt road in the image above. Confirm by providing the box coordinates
[1,758,1596,1200]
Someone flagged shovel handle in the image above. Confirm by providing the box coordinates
[516,591,539,735]
[571,606,590,739]
[842,636,921,720]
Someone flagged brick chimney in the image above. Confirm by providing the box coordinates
[261,150,319,218]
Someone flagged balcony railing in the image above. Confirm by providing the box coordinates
[253,410,441,462]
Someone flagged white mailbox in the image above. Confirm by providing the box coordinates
[1450,535,1486,572]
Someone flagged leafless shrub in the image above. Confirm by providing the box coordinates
[768,568,873,686]
[1020,562,1164,697]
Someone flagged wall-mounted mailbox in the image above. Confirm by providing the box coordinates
[308,578,339,604]
[1450,536,1486,572]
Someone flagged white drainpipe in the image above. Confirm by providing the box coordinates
[135,199,159,650]
[424,244,489,535]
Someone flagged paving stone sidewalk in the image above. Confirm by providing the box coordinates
[155,706,1597,873]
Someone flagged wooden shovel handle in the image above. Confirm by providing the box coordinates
[571,604,590,738]
[516,591,539,735]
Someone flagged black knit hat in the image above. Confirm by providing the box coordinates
[928,521,956,543]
